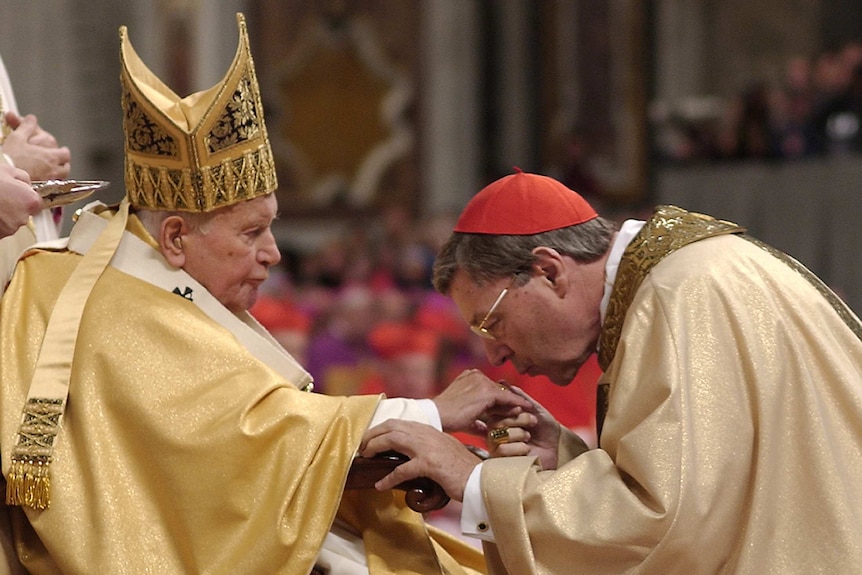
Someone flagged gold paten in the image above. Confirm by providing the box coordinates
[32,179,109,208]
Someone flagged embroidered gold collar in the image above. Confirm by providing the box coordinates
[597,205,745,371]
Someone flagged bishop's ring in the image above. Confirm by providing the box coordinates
[489,427,510,445]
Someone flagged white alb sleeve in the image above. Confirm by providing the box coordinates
[370,397,441,430]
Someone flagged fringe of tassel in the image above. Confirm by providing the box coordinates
[6,459,50,510]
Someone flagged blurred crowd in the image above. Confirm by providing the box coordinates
[251,205,601,449]
[654,40,862,162]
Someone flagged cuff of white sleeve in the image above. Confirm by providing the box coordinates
[369,398,441,430]
[460,462,494,542]
[414,398,441,431]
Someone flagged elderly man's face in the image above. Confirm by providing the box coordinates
[182,193,280,313]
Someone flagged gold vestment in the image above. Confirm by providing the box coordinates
[0,208,484,574]
[481,207,862,573]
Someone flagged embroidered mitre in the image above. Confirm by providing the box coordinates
[120,12,277,212]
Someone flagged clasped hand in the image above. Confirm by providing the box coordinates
[360,370,563,501]
[3,112,71,181]
[481,385,562,471]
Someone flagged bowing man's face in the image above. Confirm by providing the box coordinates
[179,193,281,313]
[448,246,604,387]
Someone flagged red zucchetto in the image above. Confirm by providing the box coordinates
[454,168,598,235]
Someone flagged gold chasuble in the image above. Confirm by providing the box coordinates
[0,206,485,574]
[480,206,862,574]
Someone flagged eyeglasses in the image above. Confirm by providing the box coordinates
[470,275,518,340]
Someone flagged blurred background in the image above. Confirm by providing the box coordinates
[2,0,861,434]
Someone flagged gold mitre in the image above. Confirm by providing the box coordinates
[120,12,277,213]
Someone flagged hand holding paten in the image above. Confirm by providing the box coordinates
[0,163,40,238]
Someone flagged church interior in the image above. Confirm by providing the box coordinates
[2,0,860,448]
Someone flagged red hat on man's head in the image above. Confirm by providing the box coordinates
[454,168,598,235]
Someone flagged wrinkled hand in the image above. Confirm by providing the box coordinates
[485,386,562,470]
[432,369,534,435]
[3,112,71,180]
[361,420,480,502]
[0,164,41,238]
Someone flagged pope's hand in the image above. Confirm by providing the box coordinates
[432,369,534,436]
[360,419,480,502]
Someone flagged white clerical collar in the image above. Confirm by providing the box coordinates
[65,202,313,389]
[600,219,645,325]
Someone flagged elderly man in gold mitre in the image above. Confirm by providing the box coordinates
[0,13,522,575]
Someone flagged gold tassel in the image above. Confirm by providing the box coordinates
[7,397,63,510]
[6,459,51,510]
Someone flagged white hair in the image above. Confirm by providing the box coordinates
[135,209,214,239]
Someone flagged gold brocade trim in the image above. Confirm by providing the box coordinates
[6,398,64,509]
[124,143,277,212]
[8,200,131,510]
[595,206,862,442]
[598,205,745,372]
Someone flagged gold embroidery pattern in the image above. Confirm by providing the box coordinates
[122,90,179,158]
[125,143,275,212]
[126,162,192,211]
[598,206,745,372]
[200,144,277,210]
[206,74,261,154]
[6,397,65,509]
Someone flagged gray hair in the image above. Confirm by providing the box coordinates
[135,208,215,240]
[432,216,617,294]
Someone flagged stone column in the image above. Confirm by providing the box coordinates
[493,1,536,173]
[193,0,248,91]
[653,0,708,105]
[419,0,482,215]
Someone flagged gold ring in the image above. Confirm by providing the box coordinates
[488,427,510,445]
